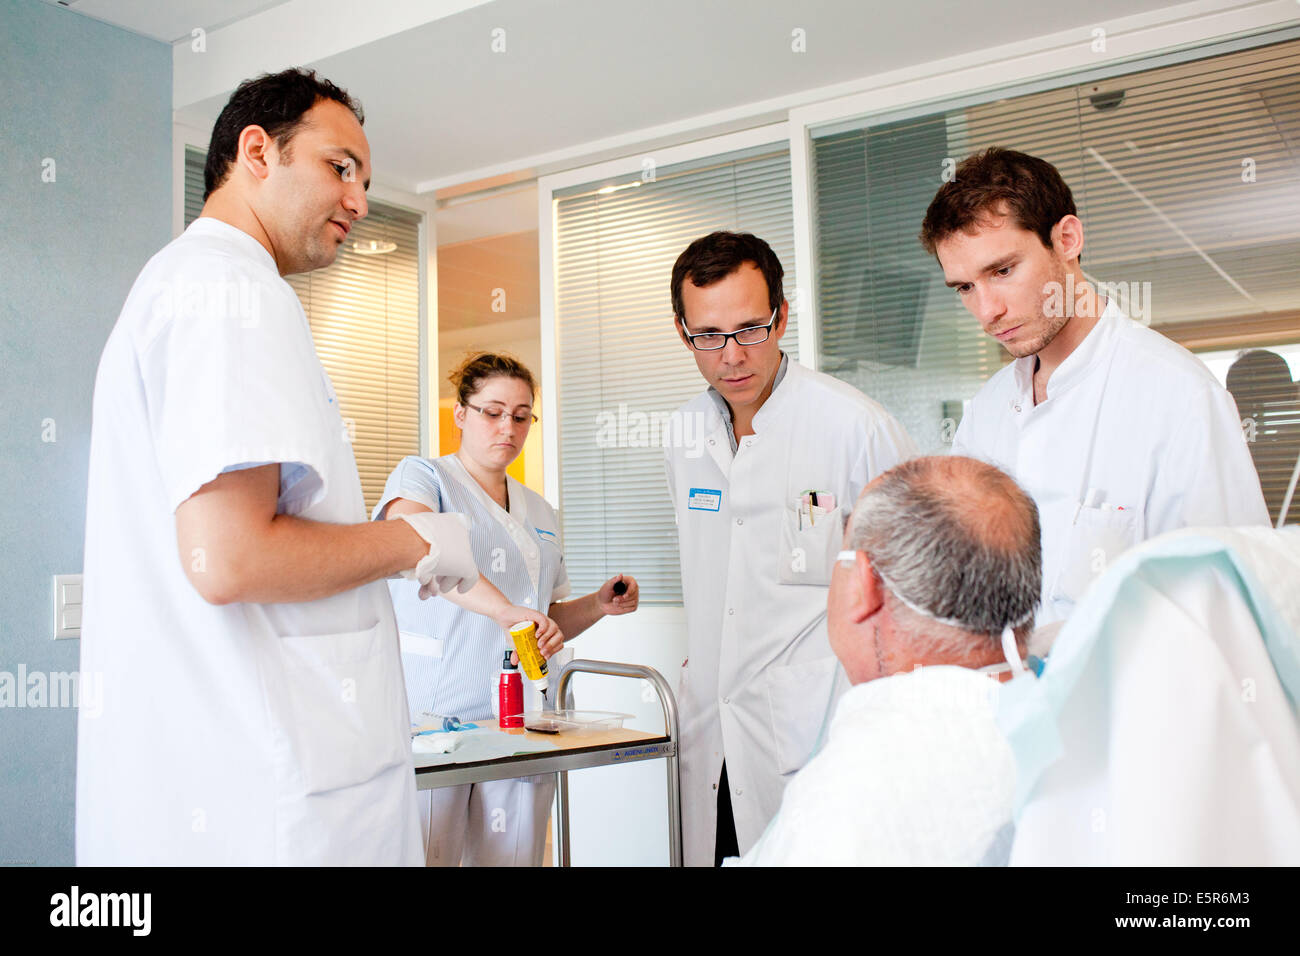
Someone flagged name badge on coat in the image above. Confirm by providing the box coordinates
[687,488,722,512]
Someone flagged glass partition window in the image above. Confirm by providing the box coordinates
[811,37,1300,520]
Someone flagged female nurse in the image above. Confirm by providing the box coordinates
[375,352,640,866]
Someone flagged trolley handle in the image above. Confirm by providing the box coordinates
[553,659,678,743]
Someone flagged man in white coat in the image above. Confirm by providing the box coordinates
[921,148,1269,628]
[76,69,523,864]
[665,231,916,865]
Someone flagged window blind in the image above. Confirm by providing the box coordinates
[553,145,798,604]
[813,115,1003,452]
[184,147,421,510]
[812,36,1300,509]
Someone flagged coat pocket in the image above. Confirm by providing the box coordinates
[1050,505,1143,607]
[275,621,409,795]
[764,654,840,775]
[777,505,844,586]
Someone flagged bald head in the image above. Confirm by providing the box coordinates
[848,456,1041,639]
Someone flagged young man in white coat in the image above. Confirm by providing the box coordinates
[921,148,1269,630]
[76,69,552,865]
[665,231,917,866]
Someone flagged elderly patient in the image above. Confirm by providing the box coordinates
[731,455,1041,866]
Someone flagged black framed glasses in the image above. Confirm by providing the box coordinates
[679,305,779,351]
[464,402,537,425]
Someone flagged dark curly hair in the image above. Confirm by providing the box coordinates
[920,148,1079,261]
[203,67,364,201]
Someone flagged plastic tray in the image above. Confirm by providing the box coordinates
[520,709,633,734]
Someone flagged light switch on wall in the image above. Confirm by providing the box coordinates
[52,574,82,640]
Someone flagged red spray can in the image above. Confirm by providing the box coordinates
[498,650,524,728]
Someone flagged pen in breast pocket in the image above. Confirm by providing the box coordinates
[799,490,836,527]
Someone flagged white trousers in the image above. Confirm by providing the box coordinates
[419,773,556,866]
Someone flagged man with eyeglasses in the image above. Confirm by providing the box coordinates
[665,230,917,866]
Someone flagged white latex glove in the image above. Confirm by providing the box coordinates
[398,512,479,599]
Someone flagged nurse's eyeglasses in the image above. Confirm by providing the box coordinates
[464,402,537,426]
[679,305,779,351]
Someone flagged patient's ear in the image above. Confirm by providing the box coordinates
[846,552,884,624]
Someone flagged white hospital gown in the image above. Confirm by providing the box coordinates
[731,666,1016,866]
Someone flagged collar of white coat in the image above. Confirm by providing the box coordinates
[188,216,279,276]
[752,352,802,432]
[705,351,791,435]
[441,453,541,595]
[703,352,801,435]
[1011,297,1125,403]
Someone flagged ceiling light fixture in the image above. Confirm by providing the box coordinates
[351,238,397,255]
[597,181,642,195]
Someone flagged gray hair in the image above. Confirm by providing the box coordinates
[848,456,1041,648]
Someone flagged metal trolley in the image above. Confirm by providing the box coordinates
[413,658,683,866]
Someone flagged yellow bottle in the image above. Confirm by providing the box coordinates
[509,621,549,695]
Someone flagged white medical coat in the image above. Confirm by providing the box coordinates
[77,218,422,865]
[666,359,916,866]
[952,300,1269,625]
[731,667,1016,866]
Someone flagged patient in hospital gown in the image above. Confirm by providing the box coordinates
[731,456,1040,866]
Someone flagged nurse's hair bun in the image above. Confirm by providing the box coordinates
[450,352,537,406]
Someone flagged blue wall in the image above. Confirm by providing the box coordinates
[0,0,171,865]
